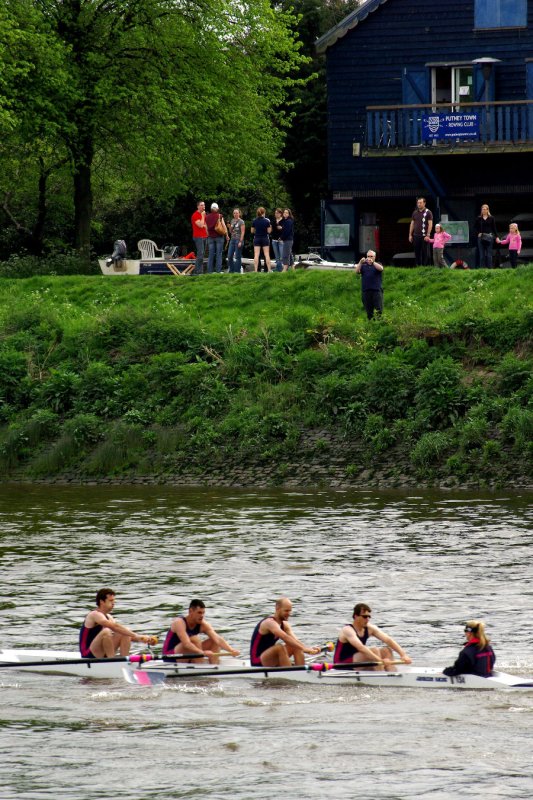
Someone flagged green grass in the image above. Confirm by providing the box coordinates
[0,267,532,484]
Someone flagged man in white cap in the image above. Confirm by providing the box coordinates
[205,202,228,273]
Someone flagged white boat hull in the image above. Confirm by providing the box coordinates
[98,259,199,276]
[2,650,533,690]
[0,649,152,678]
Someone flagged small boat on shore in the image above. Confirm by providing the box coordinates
[2,649,532,691]
[98,259,200,276]
[296,253,354,270]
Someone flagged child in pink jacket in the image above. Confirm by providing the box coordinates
[497,224,522,268]
[425,223,452,267]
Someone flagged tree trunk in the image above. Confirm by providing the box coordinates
[73,138,93,264]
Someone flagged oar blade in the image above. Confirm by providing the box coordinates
[122,667,167,686]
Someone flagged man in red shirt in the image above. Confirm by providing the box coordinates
[191,200,207,274]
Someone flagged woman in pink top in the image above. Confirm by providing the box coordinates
[497,223,522,268]
[425,223,452,267]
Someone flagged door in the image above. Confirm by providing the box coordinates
[431,66,473,110]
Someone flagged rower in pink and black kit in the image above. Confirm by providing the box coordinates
[79,615,108,658]
[334,624,369,664]
[250,617,286,666]
[162,616,201,658]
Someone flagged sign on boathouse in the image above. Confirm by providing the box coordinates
[422,112,480,141]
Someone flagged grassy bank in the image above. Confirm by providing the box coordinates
[1,267,532,488]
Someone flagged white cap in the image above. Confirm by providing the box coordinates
[211,203,219,210]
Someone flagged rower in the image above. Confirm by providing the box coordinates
[250,597,321,666]
[79,588,157,658]
[334,603,412,671]
[443,620,496,677]
[162,599,240,664]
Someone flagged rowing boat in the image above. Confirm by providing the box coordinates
[2,649,533,690]
[124,663,533,691]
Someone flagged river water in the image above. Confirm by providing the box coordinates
[0,485,532,800]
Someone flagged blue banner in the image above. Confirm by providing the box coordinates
[422,112,480,141]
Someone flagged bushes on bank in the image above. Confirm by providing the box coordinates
[0,269,531,483]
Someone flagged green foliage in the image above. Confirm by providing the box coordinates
[362,413,396,454]
[74,362,121,417]
[411,431,453,467]
[1,0,309,258]
[0,349,28,404]
[414,357,465,427]
[500,407,533,451]
[0,269,531,483]
[0,409,59,470]
[481,440,502,466]
[363,355,415,420]
[38,368,80,413]
[457,415,489,450]
[495,353,533,395]
[313,372,367,419]
[63,413,106,446]
[0,254,97,278]
[29,434,79,476]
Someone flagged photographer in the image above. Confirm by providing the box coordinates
[355,250,384,320]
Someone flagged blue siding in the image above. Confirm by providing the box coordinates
[325,0,533,195]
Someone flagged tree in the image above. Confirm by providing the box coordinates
[0,0,307,260]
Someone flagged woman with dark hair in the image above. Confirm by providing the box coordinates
[270,208,284,272]
[280,208,294,271]
[443,620,496,677]
[473,204,498,268]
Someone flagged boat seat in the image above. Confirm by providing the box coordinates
[137,239,165,260]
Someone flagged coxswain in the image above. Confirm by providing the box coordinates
[443,620,495,677]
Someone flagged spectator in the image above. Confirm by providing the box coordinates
[473,203,498,268]
[497,223,522,268]
[409,197,433,266]
[425,223,452,267]
[355,250,384,319]
[227,209,246,274]
[251,207,272,272]
[270,208,283,272]
[191,200,207,274]
[205,203,228,274]
[280,208,295,272]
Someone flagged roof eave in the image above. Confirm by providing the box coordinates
[315,0,390,54]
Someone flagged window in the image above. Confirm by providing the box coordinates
[475,0,527,29]
[431,66,474,110]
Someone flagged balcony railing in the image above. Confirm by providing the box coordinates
[364,100,533,155]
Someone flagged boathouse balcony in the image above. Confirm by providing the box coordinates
[363,100,533,157]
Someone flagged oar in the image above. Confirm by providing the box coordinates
[122,658,410,686]
[0,652,210,670]
[122,662,329,686]
[307,642,335,663]
[160,651,238,660]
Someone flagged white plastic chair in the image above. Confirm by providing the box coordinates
[137,239,165,260]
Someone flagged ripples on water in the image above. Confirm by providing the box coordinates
[0,485,532,799]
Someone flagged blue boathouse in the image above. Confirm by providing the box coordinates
[317,0,533,264]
